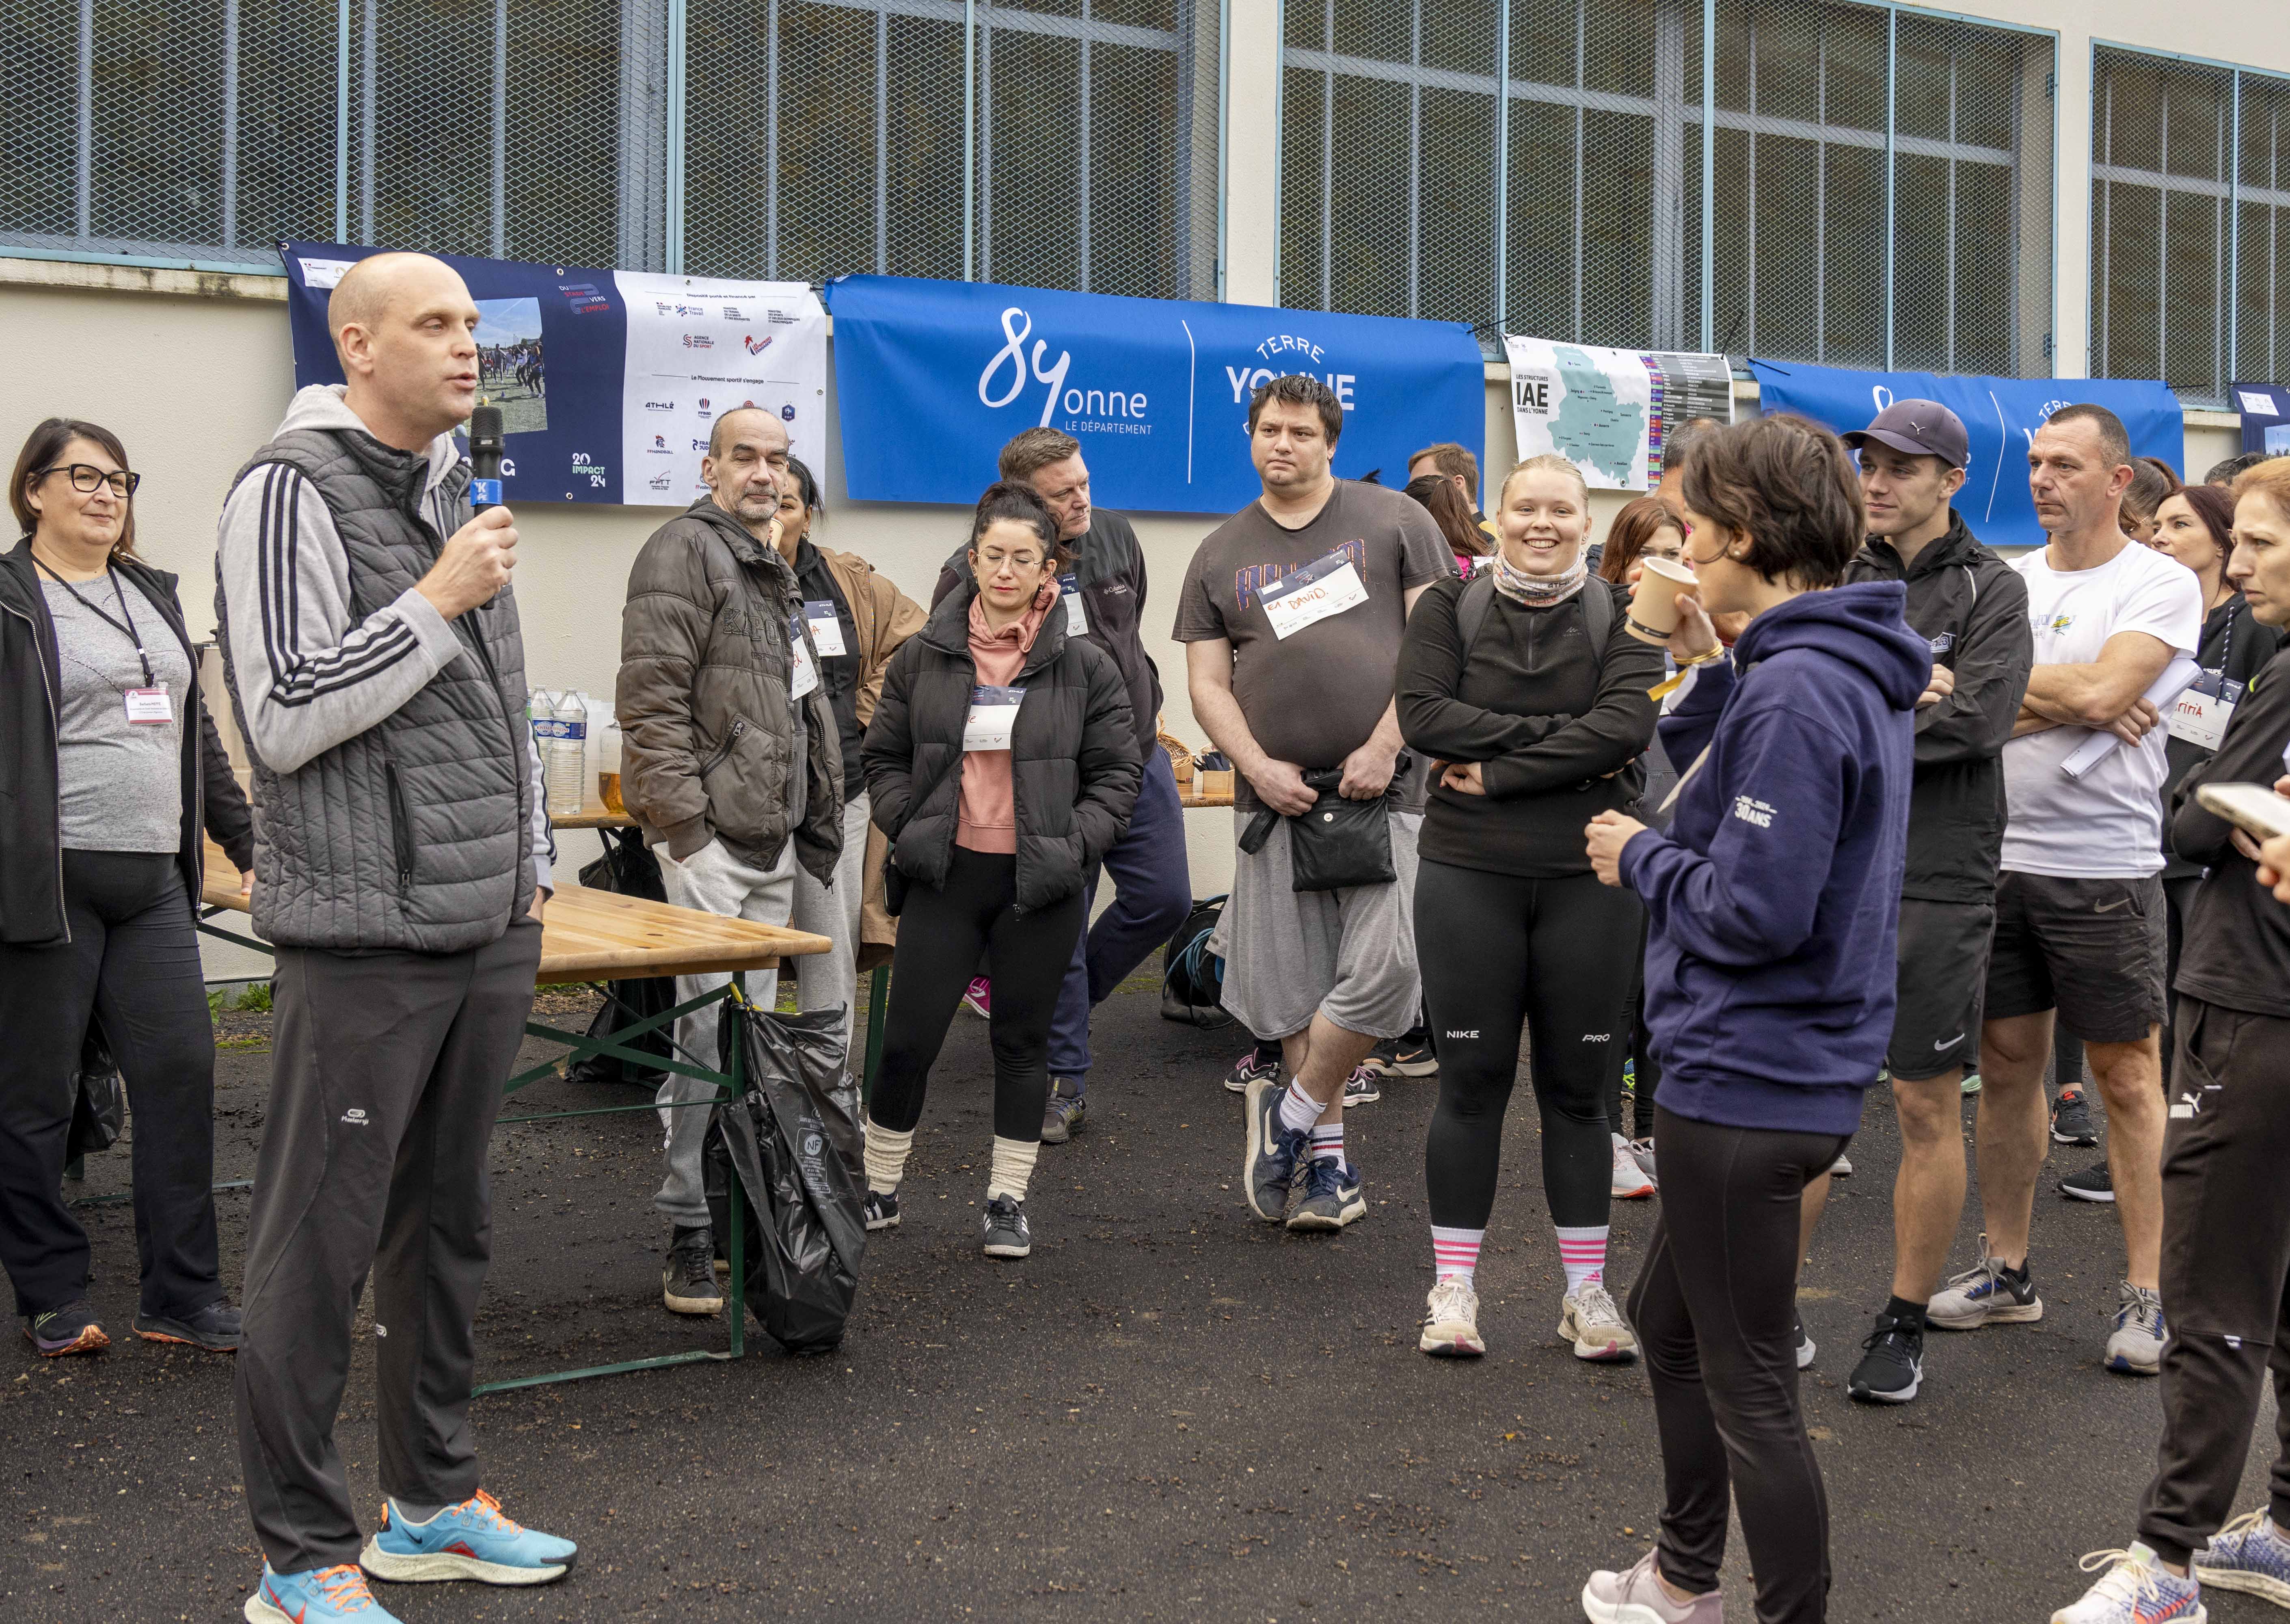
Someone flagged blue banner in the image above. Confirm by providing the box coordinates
[825,275,1488,515]
[278,242,827,508]
[1749,359,2184,551]
[2233,383,2290,456]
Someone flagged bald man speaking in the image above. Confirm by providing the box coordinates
[214,252,575,1623]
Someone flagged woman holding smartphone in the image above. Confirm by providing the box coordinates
[1578,416,1927,1624]
[1397,453,1662,1362]
[857,483,1139,1261]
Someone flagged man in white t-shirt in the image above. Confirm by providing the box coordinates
[1927,404,2202,1378]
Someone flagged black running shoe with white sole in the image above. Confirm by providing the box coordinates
[134,1300,241,1352]
[2061,1160,2114,1202]
[1846,1314,1925,1404]
[2051,1087,2099,1147]
[1223,1043,1281,1095]
[863,1190,901,1231]
[1362,1036,1437,1079]
[1341,1064,1380,1107]
[981,1195,1031,1259]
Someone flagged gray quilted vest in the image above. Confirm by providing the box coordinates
[215,427,535,953]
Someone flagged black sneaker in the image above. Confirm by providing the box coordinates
[23,1301,108,1358]
[863,1190,902,1231]
[1363,1036,1437,1079]
[661,1224,724,1314]
[2051,1088,2099,1146]
[1223,1044,1281,1095]
[981,1195,1032,1259]
[2061,1160,2115,1202]
[134,1300,241,1352]
[1342,1064,1381,1107]
[1846,1313,1925,1404]
[1040,1078,1087,1144]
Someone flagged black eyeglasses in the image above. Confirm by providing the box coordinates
[37,463,140,498]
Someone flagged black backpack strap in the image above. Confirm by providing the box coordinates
[1458,569,1614,675]
[1454,569,1498,655]
[1581,576,1613,662]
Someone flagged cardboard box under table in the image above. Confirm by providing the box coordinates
[195,838,830,1393]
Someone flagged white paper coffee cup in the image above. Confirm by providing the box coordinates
[1627,556,1697,644]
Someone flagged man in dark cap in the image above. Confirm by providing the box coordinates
[1829,400,2033,1405]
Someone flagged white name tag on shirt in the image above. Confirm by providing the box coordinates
[802,600,847,658]
[2168,673,2241,752]
[963,685,1025,752]
[788,616,819,700]
[1059,574,1090,636]
[1260,551,1368,641]
[123,687,173,725]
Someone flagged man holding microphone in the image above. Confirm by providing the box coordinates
[216,252,574,1624]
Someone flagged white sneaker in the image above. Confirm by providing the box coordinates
[1828,1151,1853,1177]
[1627,1137,1659,1189]
[1419,1274,1484,1358]
[2050,1543,2206,1623]
[1610,1132,1655,1200]
[2104,1282,2167,1377]
[1560,1282,1638,1362]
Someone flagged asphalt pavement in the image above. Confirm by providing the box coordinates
[5,980,2281,1623]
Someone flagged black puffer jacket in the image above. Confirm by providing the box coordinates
[861,577,1140,915]
[0,538,254,946]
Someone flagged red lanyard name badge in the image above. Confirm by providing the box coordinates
[41,561,172,724]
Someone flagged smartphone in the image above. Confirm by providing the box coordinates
[2195,782,2290,840]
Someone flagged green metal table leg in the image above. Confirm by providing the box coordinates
[726,971,746,1362]
[861,963,889,1113]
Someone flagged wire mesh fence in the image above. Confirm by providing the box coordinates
[0,0,1217,302]
[2093,44,2290,406]
[1281,0,2053,374]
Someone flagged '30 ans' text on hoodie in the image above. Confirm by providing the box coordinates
[1617,581,1932,1138]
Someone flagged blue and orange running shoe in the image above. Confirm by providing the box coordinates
[2050,1544,2207,1623]
[359,1489,575,1586]
[244,1561,401,1623]
[2196,1509,2290,1607]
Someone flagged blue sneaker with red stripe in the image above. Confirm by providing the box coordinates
[244,1561,401,1622]
[2049,1544,2206,1623]
[359,1489,575,1586]
[2196,1508,2290,1607]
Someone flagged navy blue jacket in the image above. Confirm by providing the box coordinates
[1618,583,1929,1137]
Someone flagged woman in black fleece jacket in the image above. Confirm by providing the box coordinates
[1395,453,1662,1365]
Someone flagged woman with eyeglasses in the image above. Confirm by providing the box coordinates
[0,418,254,1358]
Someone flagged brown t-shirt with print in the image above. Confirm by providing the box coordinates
[1172,479,1451,810]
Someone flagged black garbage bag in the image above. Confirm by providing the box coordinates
[1161,895,1235,1029]
[67,1024,124,1161]
[702,1003,864,1352]
[564,828,677,1088]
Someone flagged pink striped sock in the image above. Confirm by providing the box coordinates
[1430,1225,1484,1286]
[1309,1123,1344,1165]
[1555,1225,1609,1296]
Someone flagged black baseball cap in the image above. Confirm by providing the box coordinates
[1842,399,1969,470]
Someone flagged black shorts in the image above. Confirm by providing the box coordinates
[1982,871,2168,1045]
[1888,898,1993,1080]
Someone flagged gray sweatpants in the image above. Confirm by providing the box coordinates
[234,916,543,1574]
[654,826,850,1227]
[793,791,871,1078]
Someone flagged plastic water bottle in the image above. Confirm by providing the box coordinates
[543,691,587,819]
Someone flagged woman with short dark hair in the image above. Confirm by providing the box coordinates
[856,483,1140,1260]
[0,417,254,1356]
[1578,415,1929,1623]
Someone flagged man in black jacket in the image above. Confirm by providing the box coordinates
[930,430,1190,1145]
[1831,401,2033,1405]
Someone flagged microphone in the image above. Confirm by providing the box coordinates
[469,404,505,512]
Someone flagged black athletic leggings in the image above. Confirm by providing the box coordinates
[1630,1106,1850,1623]
[868,847,1087,1142]
[0,851,221,1319]
[1414,859,1641,1231]
[1601,914,1661,1141]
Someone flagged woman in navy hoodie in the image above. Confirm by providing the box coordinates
[1577,415,1928,1624]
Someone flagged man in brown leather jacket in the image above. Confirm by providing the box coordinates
[616,406,844,1317]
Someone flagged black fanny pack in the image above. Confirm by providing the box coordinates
[1239,759,1407,893]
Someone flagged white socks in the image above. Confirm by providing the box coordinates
[1309,1123,1344,1166]
[1276,1082,1324,1136]
[863,1122,915,1196]
[1431,1226,1484,1288]
[987,1136,1039,1203]
[1556,1225,1611,1296]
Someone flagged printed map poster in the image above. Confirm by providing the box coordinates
[1501,336,1733,491]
